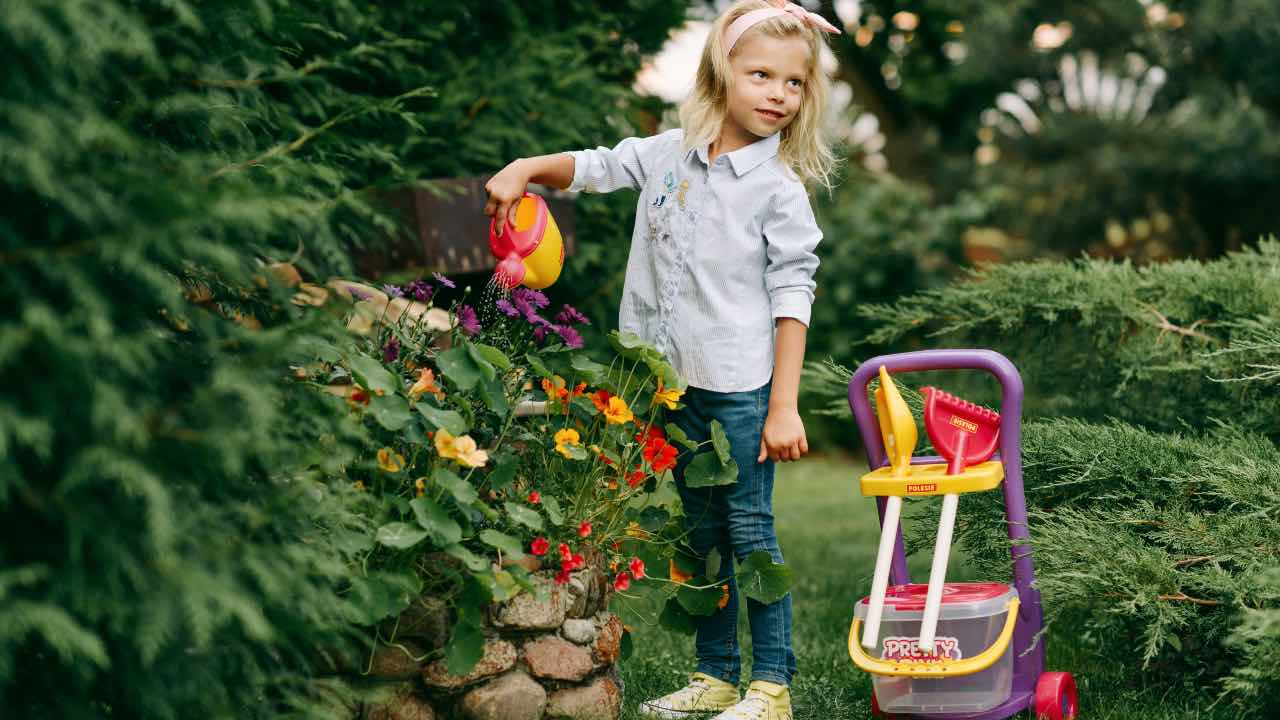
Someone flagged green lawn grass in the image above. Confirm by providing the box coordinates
[616,455,1235,719]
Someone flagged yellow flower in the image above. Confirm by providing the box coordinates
[436,428,488,467]
[408,367,446,401]
[554,428,581,459]
[377,447,405,473]
[652,377,685,410]
[353,480,366,492]
[626,521,647,538]
[603,396,634,425]
[414,477,426,497]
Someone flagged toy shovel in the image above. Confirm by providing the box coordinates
[918,387,1001,652]
[860,366,916,650]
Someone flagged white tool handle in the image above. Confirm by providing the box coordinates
[919,492,959,652]
[861,495,903,649]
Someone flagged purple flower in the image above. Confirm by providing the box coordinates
[495,298,521,318]
[554,324,584,349]
[456,304,480,336]
[532,324,549,344]
[512,295,535,322]
[432,272,456,290]
[407,279,433,302]
[512,287,549,309]
[555,304,590,326]
[382,283,404,299]
[382,337,400,362]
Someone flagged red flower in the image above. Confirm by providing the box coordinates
[613,571,632,592]
[554,567,572,585]
[578,521,592,538]
[591,389,613,412]
[599,453,614,466]
[559,542,572,563]
[635,422,665,445]
[530,537,549,556]
[571,553,585,570]
[643,437,678,473]
[629,557,646,580]
[527,490,541,504]
[626,465,646,488]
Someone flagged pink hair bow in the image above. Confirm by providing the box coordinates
[724,1,842,54]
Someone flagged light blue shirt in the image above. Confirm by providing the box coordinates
[569,128,821,393]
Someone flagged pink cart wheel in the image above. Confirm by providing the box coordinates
[1034,672,1079,719]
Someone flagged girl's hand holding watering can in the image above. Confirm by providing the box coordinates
[484,154,575,225]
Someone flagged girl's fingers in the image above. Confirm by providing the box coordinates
[758,437,768,463]
[799,437,809,455]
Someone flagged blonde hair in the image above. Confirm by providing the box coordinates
[679,0,839,191]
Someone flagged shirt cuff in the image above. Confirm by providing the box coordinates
[770,290,813,327]
[567,150,590,193]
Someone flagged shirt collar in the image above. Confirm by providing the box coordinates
[686,131,781,177]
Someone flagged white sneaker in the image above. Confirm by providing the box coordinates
[639,672,742,719]
[708,680,792,720]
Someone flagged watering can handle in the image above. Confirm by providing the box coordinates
[489,192,546,257]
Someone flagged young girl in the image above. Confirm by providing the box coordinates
[484,2,839,718]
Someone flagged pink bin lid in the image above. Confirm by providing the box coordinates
[856,582,1014,621]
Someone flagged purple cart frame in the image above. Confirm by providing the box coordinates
[848,349,1045,720]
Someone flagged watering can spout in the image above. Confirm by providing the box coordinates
[488,193,565,290]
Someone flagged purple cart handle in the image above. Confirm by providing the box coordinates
[847,349,1045,704]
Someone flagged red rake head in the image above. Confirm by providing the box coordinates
[921,387,1001,475]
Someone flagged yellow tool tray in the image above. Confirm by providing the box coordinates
[860,460,1004,497]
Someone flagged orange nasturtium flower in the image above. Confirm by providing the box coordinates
[408,368,445,401]
[603,396,634,425]
[652,377,684,410]
[541,375,569,402]
[717,583,731,610]
[435,428,489,468]
[414,477,426,497]
[591,389,613,412]
[554,428,582,458]
[669,559,694,584]
[377,447,406,473]
[572,381,588,397]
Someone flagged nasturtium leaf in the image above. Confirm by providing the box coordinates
[479,529,524,558]
[677,581,724,616]
[478,375,509,414]
[561,443,588,461]
[410,496,462,546]
[665,423,698,450]
[705,547,722,578]
[470,342,512,370]
[525,353,552,378]
[348,355,399,396]
[436,346,482,390]
[465,343,497,382]
[444,544,489,572]
[638,506,670,532]
[375,522,429,549]
[710,419,732,464]
[486,453,518,493]
[569,354,607,382]
[434,467,479,507]
[737,550,792,604]
[659,597,697,635]
[416,403,468,435]
[371,394,413,431]
[445,611,485,675]
[476,568,520,602]
[503,501,544,531]
[346,572,416,624]
[684,451,738,487]
[543,496,564,526]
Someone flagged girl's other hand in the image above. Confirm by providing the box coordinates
[758,408,809,463]
[484,159,530,227]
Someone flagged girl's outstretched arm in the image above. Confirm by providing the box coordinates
[758,317,810,463]
[484,153,576,225]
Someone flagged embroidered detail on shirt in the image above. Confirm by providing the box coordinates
[663,171,677,192]
[650,194,667,208]
[677,179,690,209]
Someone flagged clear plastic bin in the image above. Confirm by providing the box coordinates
[855,582,1016,715]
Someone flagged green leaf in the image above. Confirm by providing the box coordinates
[638,506,670,532]
[705,547,722,578]
[665,423,698,450]
[444,544,489,572]
[478,375,509,414]
[684,452,739,488]
[410,496,462,546]
[434,467,479,507]
[569,354,608,382]
[470,342,512,370]
[466,342,497,382]
[375,522,429,549]
[659,597,697,635]
[710,419,732,464]
[486,453,518,493]
[736,550,792,604]
[560,443,588,460]
[677,581,724,616]
[437,346,482,390]
[349,355,399,396]
[416,402,468,435]
[371,394,413,431]
[503,501,543,531]
[543,496,564,526]
[445,612,485,675]
[526,353,552,378]
[479,529,524,558]
[476,567,520,603]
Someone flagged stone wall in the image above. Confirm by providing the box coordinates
[355,564,623,720]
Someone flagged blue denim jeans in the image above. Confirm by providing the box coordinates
[670,380,797,687]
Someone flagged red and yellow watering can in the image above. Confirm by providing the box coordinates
[488,192,565,290]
